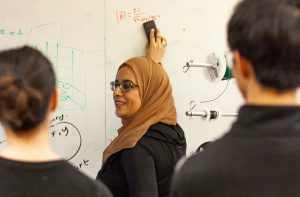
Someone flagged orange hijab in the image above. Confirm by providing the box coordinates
[103,57,177,163]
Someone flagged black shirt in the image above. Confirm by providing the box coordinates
[97,122,186,197]
[0,157,112,197]
[171,105,300,197]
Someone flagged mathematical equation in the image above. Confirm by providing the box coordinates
[0,28,24,37]
[116,8,160,24]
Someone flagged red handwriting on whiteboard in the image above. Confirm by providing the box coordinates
[116,8,160,24]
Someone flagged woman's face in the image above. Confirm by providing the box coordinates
[113,66,141,119]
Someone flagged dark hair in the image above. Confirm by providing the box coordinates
[0,46,56,132]
[278,0,300,9]
[228,0,300,91]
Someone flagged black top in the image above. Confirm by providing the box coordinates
[0,157,112,197]
[97,122,186,197]
[171,105,300,197]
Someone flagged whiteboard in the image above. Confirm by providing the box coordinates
[0,0,105,178]
[105,0,243,156]
[0,0,244,178]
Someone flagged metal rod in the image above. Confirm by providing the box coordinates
[186,61,214,68]
[186,111,238,117]
[186,111,207,116]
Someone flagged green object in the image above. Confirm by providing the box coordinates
[222,66,233,80]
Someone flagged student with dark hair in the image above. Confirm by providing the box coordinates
[0,46,112,197]
[171,0,300,196]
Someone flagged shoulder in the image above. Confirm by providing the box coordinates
[173,140,226,181]
[142,122,186,145]
[171,149,229,196]
[147,122,184,135]
[176,154,205,177]
[170,154,207,196]
[172,138,240,186]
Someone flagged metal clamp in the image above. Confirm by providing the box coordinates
[186,110,238,120]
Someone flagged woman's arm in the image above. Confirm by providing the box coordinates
[146,28,167,64]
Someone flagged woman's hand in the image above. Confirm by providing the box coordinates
[146,28,167,64]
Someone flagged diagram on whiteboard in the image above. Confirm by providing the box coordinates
[36,42,87,110]
[50,114,82,161]
[0,25,87,111]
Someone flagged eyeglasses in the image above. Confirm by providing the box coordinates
[110,80,138,92]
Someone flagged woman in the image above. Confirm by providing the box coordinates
[0,46,111,197]
[97,29,186,197]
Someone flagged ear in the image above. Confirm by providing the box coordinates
[50,88,59,112]
[233,50,254,80]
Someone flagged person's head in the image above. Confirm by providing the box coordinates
[110,57,176,122]
[111,65,141,119]
[227,0,300,98]
[0,46,57,134]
